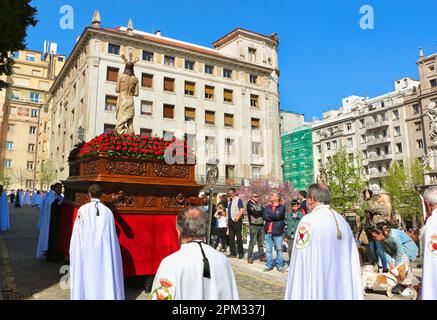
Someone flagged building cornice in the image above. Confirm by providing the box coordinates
[212,28,278,48]
[50,26,277,95]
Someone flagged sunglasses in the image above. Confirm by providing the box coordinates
[253,195,259,198]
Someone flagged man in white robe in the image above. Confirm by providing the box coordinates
[19,190,24,207]
[70,184,124,300]
[285,183,363,300]
[151,207,239,300]
[421,186,437,300]
[31,190,42,208]
[0,185,10,231]
[36,184,62,258]
[23,190,31,206]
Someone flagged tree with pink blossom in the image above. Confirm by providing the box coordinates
[237,179,298,211]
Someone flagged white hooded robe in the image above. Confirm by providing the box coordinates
[285,204,363,300]
[23,192,31,206]
[69,199,125,300]
[1,191,10,231]
[421,211,437,300]
[36,190,58,257]
[151,241,239,300]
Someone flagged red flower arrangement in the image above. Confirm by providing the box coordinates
[70,132,194,163]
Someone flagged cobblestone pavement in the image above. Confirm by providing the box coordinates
[0,205,421,300]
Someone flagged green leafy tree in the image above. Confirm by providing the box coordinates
[39,160,57,190]
[0,0,37,89]
[324,146,367,213]
[382,159,424,226]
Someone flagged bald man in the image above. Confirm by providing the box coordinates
[285,184,363,300]
[151,207,239,300]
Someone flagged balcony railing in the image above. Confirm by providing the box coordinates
[369,171,388,179]
[366,120,390,131]
[368,153,393,162]
[367,136,391,146]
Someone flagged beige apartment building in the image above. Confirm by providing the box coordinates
[46,13,282,190]
[404,49,437,162]
[0,49,65,190]
[312,78,421,192]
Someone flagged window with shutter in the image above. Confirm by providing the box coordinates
[105,95,118,111]
[106,67,119,82]
[164,77,175,92]
[185,81,195,96]
[224,89,233,103]
[140,128,153,137]
[185,107,196,121]
[205,111,215,125]
[141,101,153,116]
[224,114,234,127]
[142,73,153,88]
[251,118,260,129]
[163,104,175,119]
[205,86,214,99]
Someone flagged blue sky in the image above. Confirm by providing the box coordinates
[26,0,437,121]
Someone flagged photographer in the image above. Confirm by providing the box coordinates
[359,189,389,272]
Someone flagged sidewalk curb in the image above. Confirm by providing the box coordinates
[0,232,18,300]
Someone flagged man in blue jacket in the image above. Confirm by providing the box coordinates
[263,191,286,272]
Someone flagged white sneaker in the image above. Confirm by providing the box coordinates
[400,287,414,297]
[287,267,289,272]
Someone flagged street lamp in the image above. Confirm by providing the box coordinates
[205,158,219,245]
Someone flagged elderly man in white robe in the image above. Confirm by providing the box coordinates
[70,184,124,300]
[0,185,10,232]
[285,183,363,300]
[421,186,437,300]
[23,190,31,206]
[151,207,239,300]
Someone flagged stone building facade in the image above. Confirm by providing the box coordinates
[46,13,282,190]
[0,49,65,190]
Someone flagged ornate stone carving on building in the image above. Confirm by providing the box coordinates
[428,102,437,142]
[162,193,188,208]
[105,160,148,176]
[152,163,189,179]
[17,107,29,117]
[80,160,99,175]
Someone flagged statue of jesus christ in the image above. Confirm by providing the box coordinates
[115,53,139,135]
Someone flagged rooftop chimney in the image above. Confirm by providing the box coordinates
[127,18,133,35]
[419,47,424,58]
[92,10,101,28]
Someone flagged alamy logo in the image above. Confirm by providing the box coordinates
[359,5,375,30]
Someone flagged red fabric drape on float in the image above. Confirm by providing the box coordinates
[58,203,180,276]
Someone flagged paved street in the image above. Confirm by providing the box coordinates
[0,205,421,300]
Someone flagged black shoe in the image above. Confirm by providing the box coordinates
[227,254,237,258]
[238,255,244,259]
[391,285,402,295]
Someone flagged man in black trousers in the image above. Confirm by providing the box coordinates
[227,188,245,259]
